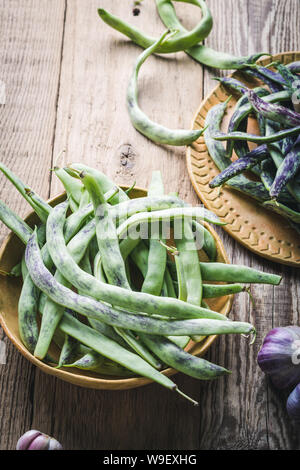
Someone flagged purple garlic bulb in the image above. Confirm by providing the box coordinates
[257,326,300,389]
[287,383,300,422]
[16,430,63,450]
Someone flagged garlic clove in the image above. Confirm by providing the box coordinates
[16,430,62,450]
[27,434,51,450]
[16,430,41,450]
[287,383,300,422]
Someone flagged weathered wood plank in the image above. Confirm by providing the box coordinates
[0,0,66,450]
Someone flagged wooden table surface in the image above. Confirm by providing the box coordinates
[1,0,300,450]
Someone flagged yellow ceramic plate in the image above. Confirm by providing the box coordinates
[187,51,300,266]
[0,188,233,390]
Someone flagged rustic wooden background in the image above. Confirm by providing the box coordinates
[1,0,300,450]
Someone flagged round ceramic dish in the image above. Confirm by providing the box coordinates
[0,188,233,390]
[187,51,300,267]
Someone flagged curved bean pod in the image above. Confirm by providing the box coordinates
[98,0,212,54]
[209,145,269,188]
[247,89,300,128]
[127,30,206,146]
[156,0,267,69]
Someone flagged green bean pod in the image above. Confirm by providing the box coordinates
[141,171,167,296]
[98,0,212,54]
[0,162,50,222]
[140,334,230,380]
[156,0,267,69]
[127,30,206,146]
[199,262,281,285]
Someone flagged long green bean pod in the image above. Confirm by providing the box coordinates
[141,171,167,296]
[98,0,212,54]
[140,334,230,380]
[0,162,50,222]
[156,0,267,69]
[199,262,281,285]
[127,30,206,146]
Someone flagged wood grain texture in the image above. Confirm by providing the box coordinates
[0,0,300,450]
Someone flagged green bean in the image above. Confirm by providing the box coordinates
[175,220,203,305]
[141,171,166,296]
[214,126,300,144]
[225,89,291,159]
[117,206,225,241]
[98,0,212,54]
[265,121,300,204]
[81,171,131,289]
[174,253,187,301]
[140,334,230,380]
[163,265,177,299]
[66,164,130,205]
[9,261,22,277]
[59,310,186,397]
[204,99,270,202]
[156,0,267,69]
[127,30,206,146]
[0,200,33,245]
[53,167,83,205]
[192,220,217,261]
[0,162,50,222]
[57,333,79,368]
[199,262,281,285]
[93,245,162,368]
[172,280,247,298]
[262,200,300,223]
[82,172,165,368]
[46,203,228,320]
[66,164,157,281]
[63,350,105,371]
[202,283,247,298]
[34,213,97,359]
[27,230,257,337]
[18,274,40,353]
[167,336,190,349]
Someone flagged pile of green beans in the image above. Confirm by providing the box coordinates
[97,1,268,147]
[207,60,300,230]
[0,163,281,404]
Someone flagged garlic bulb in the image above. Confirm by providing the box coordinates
[257,326,300,389]
[16,430,62,450]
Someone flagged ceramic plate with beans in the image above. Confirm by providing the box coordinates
[187,51,300,267]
